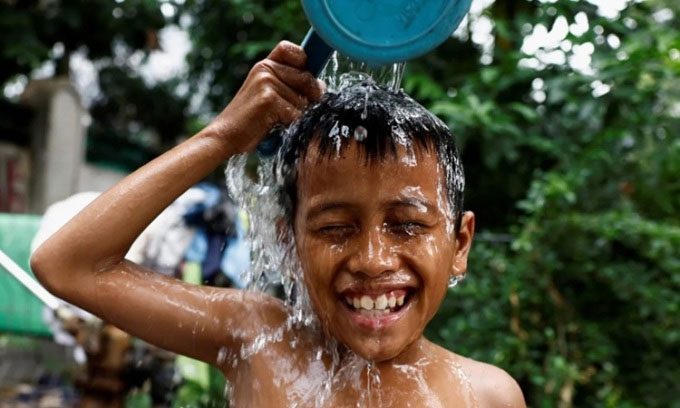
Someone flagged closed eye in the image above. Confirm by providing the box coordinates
[385,221,430,236]
[316,225,357,238]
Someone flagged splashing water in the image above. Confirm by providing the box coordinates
[222,52,474,406]
[320,52,406,93]
[225,154,316,328]
[225,52,410,330]
[227,152,359,406]
[321,52,405,147]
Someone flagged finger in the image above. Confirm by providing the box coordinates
[246,61,309,111]
[268,99,302,127]
[262,60,324,102]
[279,102,303,125]
[268,41,307,69]
[268,74,309,111]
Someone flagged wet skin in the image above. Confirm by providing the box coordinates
[295,141,474,362]
[228,332,502,407]
[31,41,525,406]
[223,144,524,407]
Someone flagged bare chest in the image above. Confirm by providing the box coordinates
[227,352,477,408]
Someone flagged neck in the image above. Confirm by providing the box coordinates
[328,336,432,376]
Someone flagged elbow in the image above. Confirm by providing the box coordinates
[30,244,66,298]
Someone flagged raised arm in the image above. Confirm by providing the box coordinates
[30,42,322,367]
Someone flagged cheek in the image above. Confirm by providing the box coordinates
[407,235,456,305]
[425,284,449,323]
[404,233,455,267]
[296,236,336,303]
[421,235,441,258]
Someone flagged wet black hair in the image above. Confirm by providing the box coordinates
[275,81,465,231]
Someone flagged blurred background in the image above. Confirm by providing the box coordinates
[0,0,678,407]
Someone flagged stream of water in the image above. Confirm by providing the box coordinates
[319,53,406,93]
[223,52,476,407]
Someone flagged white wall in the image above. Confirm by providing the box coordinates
[22,79,86,212]
[21,79,130,212]
[41,88,86,207]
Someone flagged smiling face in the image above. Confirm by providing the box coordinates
[293,141,475,362]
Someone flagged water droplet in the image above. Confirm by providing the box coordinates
[361,90,370,120]
[354,125,368,141]
[217,346,228,365]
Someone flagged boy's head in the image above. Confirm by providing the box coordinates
[277,81,464,230]
[275,82,475,361]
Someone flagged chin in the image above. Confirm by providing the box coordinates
[340,333,413,363]
[354,346,401,363]
[316,294,428,363]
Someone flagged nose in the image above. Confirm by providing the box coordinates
[346,226,399,277]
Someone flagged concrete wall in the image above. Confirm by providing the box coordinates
[43,88,86,207]
[22,78,86,212]
[77,163,126,193]
[16,78,129,213]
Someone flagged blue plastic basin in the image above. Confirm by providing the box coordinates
[301,0,472,66]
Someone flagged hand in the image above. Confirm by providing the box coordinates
[206,41,324,154]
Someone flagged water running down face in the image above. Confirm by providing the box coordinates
[275,82,473,362]
[294,142,473,362]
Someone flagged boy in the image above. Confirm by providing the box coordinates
[32,42,525,407]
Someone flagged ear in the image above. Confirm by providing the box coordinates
[451,211,475,278]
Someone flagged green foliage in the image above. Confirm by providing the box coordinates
[0,0,165,83]
[179,0,309,114]
[87,65,190,171]
[0,0,187,168]
[179,1,678,404]
[3,0,678,406]
[423,1,680,406]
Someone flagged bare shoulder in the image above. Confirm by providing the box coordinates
[209,288,289,344]
[456,354,526,408]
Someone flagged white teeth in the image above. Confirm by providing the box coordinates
[375,295,388,310]
[388,296,396,308]
[360,296,374,310]
[348,292,408,311]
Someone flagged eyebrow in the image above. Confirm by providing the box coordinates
[384,198,437,214]
[305,201,357,221]
[305,198,437,221]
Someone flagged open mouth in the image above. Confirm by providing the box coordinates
[344,290,413,314]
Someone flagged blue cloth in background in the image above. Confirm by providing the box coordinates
[181,183,248,287]
[184,230,208,264]
[220,215,250,288]
[182,183,221,228]
[202,234,226,280]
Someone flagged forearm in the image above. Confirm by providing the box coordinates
[32,127,236,293]
[30,41,322,361]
